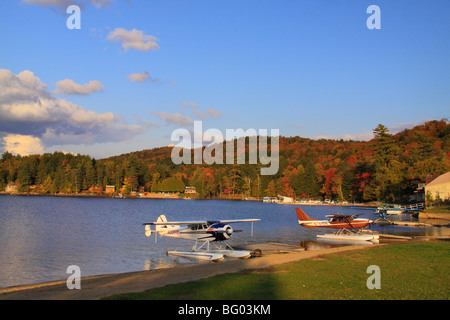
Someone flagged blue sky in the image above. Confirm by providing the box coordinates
[0,0,449,158]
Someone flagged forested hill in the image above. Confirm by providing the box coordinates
[1,119,449,203]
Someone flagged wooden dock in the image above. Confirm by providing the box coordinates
[372,220,432,227]
[377,234,413,240]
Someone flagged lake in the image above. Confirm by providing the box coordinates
[0,195,446,288]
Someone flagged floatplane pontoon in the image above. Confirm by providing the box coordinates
[295,207,379,243]
[144,215,260,262]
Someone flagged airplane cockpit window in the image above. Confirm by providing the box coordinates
[192,224,208,230]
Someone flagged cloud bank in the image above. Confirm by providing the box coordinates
[0,69,147,155]
[2,134,45,156]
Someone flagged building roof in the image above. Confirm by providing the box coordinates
[426,171,450,187]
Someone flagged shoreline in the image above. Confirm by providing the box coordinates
[0,244,380,300]
[0,192,382,207]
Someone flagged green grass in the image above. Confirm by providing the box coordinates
[103,241,450,300]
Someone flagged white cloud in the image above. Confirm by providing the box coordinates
[53,79,104,96]
[389,121,429,134]
[205,108,221,118]
[312,121,427,141]
[3,134,44,156]
[90,0,112,8]
[22,0,113,9]
[22,0,72,7]
[314,131,374,141]
[127,71,155,83]
[0,69,149,151]
[107,28,159,52]
[181,102,221,119]
[154,111,194,126]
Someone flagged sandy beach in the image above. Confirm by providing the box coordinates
[0,244,377,300]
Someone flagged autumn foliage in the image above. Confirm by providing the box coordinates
[1,119,449,203]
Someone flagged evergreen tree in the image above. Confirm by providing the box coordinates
[17,160,31,191]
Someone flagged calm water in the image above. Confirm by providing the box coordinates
[0,195,447,288]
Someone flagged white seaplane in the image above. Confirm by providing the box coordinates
[143,215,260,262]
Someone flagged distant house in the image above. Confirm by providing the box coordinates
[105,185,116,194]
[5,182,18,193]
[278,195,293,203]
[425,172,450,202]
[185,186,197,194]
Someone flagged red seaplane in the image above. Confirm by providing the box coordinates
[295,207,378,242]
[295,207,371,229]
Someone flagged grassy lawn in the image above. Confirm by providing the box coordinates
[103,241,449,300]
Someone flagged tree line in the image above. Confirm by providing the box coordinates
[1,119,449,203]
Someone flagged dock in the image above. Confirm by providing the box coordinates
[372,220,433,227]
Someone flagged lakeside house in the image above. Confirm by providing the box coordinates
[185,186,197,194]
[278,195,293,203]
[5,182,18,193]
[105,185,115,194]
[425,171,450,202]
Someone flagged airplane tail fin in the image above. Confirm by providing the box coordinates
[144,215,169,243]
[295,207,316,222]
[155,215,167,232]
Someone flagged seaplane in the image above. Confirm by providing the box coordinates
[295,207,379,242]
[143,215,260,262]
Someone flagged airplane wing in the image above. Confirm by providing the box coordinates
[217,219,261,224]
[325,214,361,218]
[143,220,207,226]
[143,218,260,226]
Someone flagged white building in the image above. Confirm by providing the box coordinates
[425,172,450,202]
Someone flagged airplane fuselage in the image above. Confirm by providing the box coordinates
[298,218,371,229]
[158,222,233,242]
[295,207,371,229]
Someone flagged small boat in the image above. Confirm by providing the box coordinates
[381,209,405,215]
[375,204,405,215]
[167,250,225,262]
